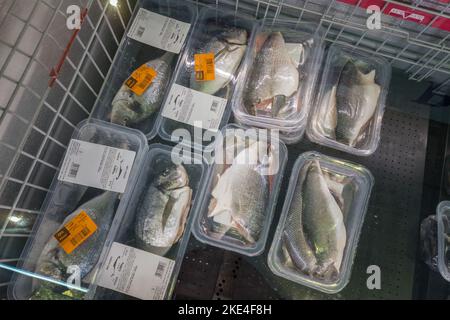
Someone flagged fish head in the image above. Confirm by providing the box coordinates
[111,99,141,127]
[156,165,189,191]
[222,28,248,45]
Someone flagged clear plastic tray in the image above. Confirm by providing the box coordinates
[268,151,374,294]
[158,7,258,149]
[192,124,288,256]
[87,144,208,300]
[91,0,197,140]
[307,44,392,156]
[437,201,450,282]
[232,20,324,138]
[7,120,148,300]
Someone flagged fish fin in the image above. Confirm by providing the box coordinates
[358,69,377,84]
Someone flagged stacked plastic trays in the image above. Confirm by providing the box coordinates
[8,120,148,300]
[158,8,258,149]
[91,0,197,140]
[232,20,324,145]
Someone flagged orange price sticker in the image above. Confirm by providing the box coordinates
[194,53,215,82]
[54,210,98,254]
[125,64,158,96]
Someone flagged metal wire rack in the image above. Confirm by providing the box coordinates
[0,0,449,298]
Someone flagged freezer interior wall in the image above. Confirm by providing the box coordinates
[0,0,449,299]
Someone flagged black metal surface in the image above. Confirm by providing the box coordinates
[174,69,442,300]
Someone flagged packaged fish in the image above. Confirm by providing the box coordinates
[8,120,148,300]
[232,20,324,143]
[307,45,391,156]
[437,201,450,282]
[268,151,373,293]
[91,0,197,140]
[158,8,258,149]
[192,124,288,256]
[87,144,207,300]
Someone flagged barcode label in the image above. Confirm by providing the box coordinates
[58,139,136,194]
[54,210,97,254]
[138,73,154,89]
[127,9,191,54]
[137,26,145,38]
[155,262,167,278]
[68,163,80,178]
[97,242,176,300]
[206,58,214,74]
[70,227,91,247]
[162,84,228,132]
[211,101,219,113]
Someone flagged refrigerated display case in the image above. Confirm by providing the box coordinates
[0,0,449,300]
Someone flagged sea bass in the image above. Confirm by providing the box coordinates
[209,164,268,244]
[283,163,317,274]
[111,52,174,126]
[302,161,346,279]
[335,61,381,147]
[135,164,192,256]
[191,28,248,95]
[35,192,118,284]
[245,32,299,118]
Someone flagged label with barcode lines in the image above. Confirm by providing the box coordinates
[97,243,175,300]
[127,9,191,54]
[194,53,215,82]
[54,210,97,254]
[68,163,80,178]
[58,140,136,194]
[162,84,227,132]
[126,64,157,96]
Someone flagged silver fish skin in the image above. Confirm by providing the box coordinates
[245,32,299,117]
[135,165,192,256]
[191,28,248,96]
[302,160,347,280]
[35,192,118,283]
[209,164,268,244]
[316,85,338,139]
[335,61,381,147]
[111,52,174,126]
[282,163,317,274]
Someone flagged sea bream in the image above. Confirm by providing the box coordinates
[135,164,192,256]
[335,60,381,147]
[191,28,248,95]
[111,52,174,126]
[35,192,118,285]
[245,32,299,118]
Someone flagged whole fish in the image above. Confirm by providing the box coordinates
[302,161,346,280]
[135,164,192,256]
[191,28,248,95]
[111,52,174,126]
[35,192,117,284]
[245,32,299,118]
[335,60,381,146]
[282,163,317,274]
